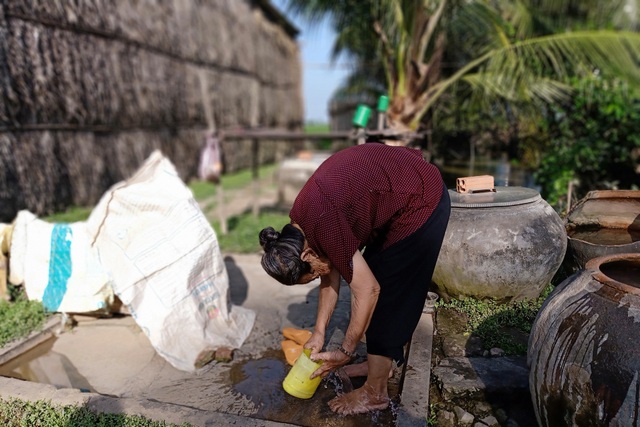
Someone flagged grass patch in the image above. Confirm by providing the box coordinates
[44,206,93,223]
[0,398,193,427]
[43,164,280,224]
[188,164,279,200]
[212,210,291,253]
[0,287,49,348]
[436,285,553,355]
[427,403,437,426]
[304,122,330,133]
[303,123,332,150]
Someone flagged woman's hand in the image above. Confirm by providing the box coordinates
[303,331,325,355]
[308,349,351,379]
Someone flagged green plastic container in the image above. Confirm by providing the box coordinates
[377,95,389,112]
[352,105,372,128]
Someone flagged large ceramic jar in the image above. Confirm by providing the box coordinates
[564,190,640,273]
[528,253,640,427]
[432,187,566,302]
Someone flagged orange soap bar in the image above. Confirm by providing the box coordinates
[283,327,312,346]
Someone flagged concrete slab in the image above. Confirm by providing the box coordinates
[396,312,434,427]
[275,152,331,208]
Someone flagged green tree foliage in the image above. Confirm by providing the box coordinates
[282,0,640,135]
[534,75,640,211]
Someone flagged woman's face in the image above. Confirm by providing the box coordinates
[296,249,331,284]
[296,269,321,285]
[290,223,331,284]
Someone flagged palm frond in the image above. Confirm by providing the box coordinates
[504,31,640,83]
[460,31,639,103]
[462,73,572,104]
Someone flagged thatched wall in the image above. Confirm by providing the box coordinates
[0,0,303,221]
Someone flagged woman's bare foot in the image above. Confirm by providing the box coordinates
[343,361,394,378]
[328,382,390,415]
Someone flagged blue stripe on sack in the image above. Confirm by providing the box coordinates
[42,224,73,311]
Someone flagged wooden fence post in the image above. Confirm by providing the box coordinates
[252,137,260,217]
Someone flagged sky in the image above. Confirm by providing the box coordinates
[270,0,351,124]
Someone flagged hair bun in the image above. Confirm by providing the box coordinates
[259,227,280,249]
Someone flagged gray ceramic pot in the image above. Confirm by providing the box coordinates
[528,253,640,427]
[432,187,567,302]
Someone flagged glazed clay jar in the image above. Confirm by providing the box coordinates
[432,187,567,302]
[528,253,640,427]
[564,190,640,273]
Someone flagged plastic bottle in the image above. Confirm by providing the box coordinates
[282,348,323,399]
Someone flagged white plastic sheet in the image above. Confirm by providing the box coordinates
[85,150,255,371]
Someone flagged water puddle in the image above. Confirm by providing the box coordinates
[228,350,398,426]
[0,336,93,392]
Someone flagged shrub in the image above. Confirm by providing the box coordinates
[535,75,640,211]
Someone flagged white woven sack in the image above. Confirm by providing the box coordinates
[9,210,114,313]
[85,150,255,371]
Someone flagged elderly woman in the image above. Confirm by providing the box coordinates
[259,142,450,415]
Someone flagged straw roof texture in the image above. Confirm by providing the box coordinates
[0,0,303,221]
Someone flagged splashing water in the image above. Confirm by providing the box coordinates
[324,372,346,395]
[388,398,400,419]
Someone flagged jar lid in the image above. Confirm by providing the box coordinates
[449,186,541,208]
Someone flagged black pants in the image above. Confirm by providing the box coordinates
[363,183,450,365]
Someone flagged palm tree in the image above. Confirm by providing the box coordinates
[281,0,640,135]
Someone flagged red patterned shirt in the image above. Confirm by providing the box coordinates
[289,143,445,283]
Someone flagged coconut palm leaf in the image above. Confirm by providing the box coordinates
[280,0,640,132]
[462,73,571,104]
[423,30,640,117]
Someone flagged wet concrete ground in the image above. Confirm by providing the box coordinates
[0,253,432,426]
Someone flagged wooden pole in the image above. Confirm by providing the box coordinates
[252,138,260,217]
[217,184,227,235]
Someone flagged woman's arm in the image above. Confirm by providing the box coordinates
[304,265,341,354]
[309,250,380,376]
[314,265,341,336]
[341,249,380,355]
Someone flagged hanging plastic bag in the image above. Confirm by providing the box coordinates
[198,132,222,184]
